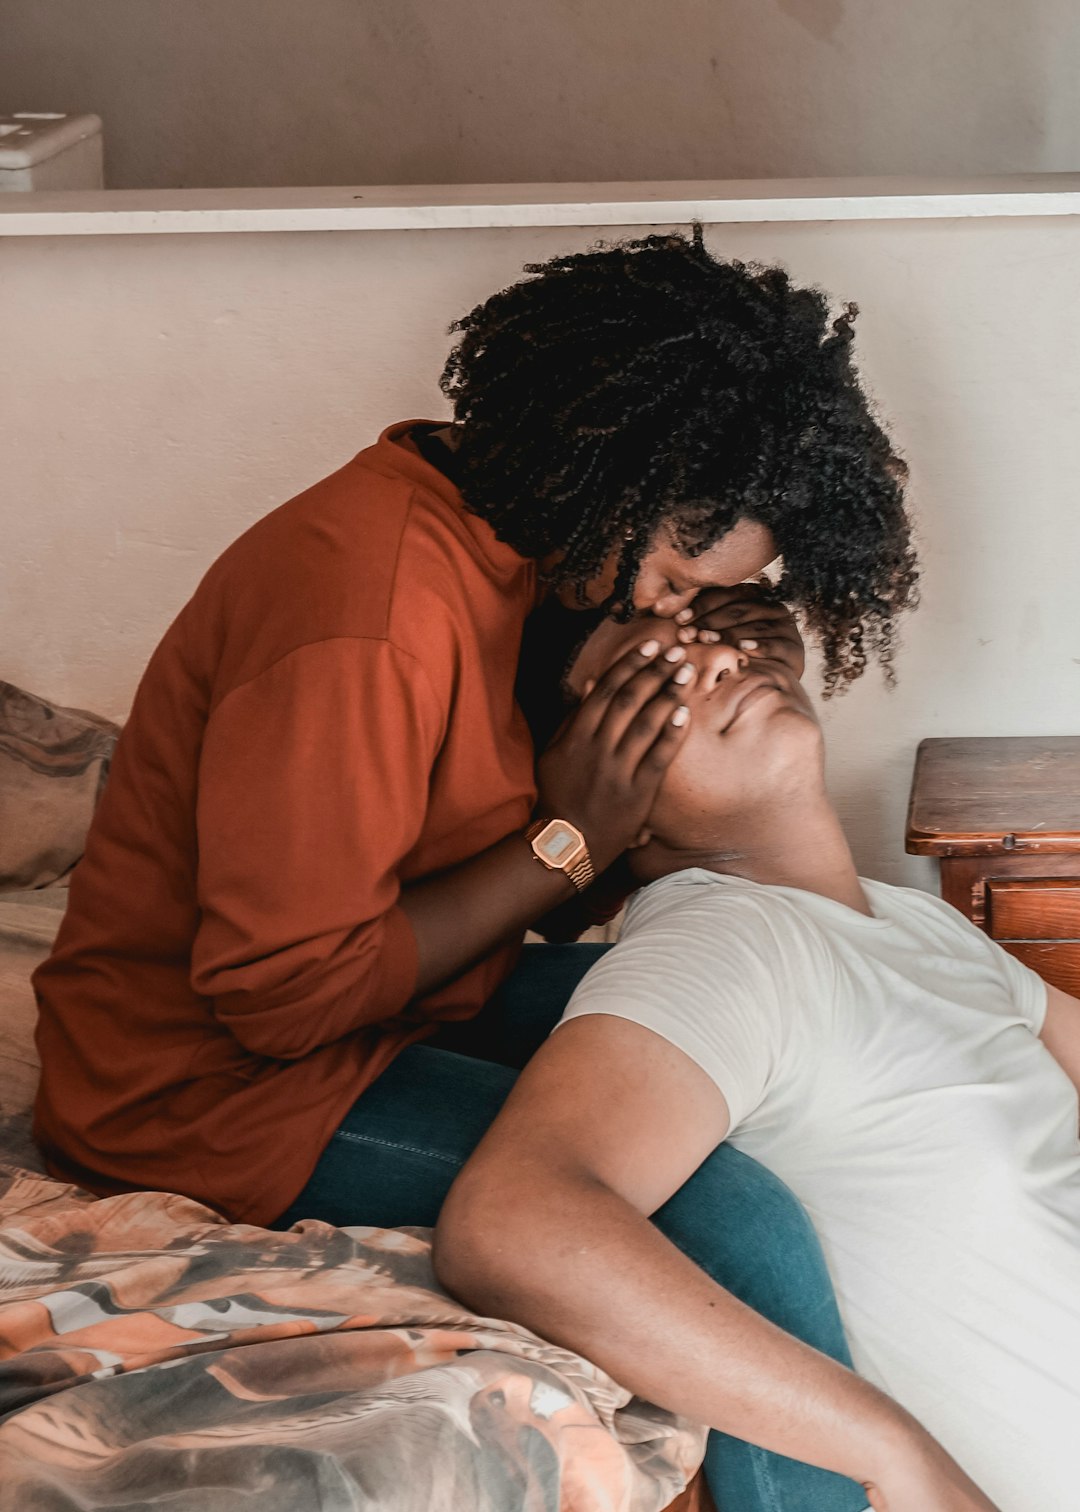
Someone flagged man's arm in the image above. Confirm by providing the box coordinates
[434,1014,998,1512]
[1038,981,1080,1100]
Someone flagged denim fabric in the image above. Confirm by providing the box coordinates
[273,944,868,1511]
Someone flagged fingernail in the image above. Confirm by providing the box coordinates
[676,626,697,643]
[671,705,690,727]
[739,638,759,650]
[674,607,694,623]
[673,663,695,684]
[638,639,661,657]
[698,629,721,644]
[663,645,686,662]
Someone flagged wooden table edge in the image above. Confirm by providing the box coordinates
[905,830,1080,857]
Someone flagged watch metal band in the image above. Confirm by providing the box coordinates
[525,818,596,894]
[565,849,596,893]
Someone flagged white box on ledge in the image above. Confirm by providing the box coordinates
[0,113,104,191]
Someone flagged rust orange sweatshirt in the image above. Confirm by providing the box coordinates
[33,423,539,1224]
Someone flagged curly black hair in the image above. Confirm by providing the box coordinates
[440,226,917,695]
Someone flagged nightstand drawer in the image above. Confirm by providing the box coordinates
[987,879,1080,941]
[907,738,1080,997]
[999,941,1080,996]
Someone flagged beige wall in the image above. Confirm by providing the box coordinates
[1,0,1079,188]
[2,216,1079,891]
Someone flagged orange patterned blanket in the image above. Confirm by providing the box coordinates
[0,1164,706,1511]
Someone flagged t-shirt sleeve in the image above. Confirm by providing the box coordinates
[190,637,445,1059]
[927,891,1050,1035]
[993,940,1050,1034]
[556,879,797,1131]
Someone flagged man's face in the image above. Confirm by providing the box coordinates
[566,611,823,850]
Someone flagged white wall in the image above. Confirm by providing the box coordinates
[1,0,1079,189]
[2,215,1079,891]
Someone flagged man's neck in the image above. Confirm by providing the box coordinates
[636,793,872,916]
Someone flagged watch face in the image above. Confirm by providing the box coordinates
[537,820,585,867]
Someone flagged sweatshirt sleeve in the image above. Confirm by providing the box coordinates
[190,637,446,1059]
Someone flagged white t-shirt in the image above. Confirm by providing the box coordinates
[558,869,1080,1512]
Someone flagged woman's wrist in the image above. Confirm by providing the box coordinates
[523,817,597,895]
[530,806,620,878]
[401,826,578,996]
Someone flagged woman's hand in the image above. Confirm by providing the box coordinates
[676,584,805,679]
[536,637,695,873]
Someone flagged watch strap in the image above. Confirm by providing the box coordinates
[566,848,596,893]
[525,819,596,894]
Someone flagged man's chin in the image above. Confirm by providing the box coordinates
[626,834,744,886]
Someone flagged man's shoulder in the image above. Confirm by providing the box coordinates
[623,869,833,978]
[575,871,837,1057]
[860,876,989,943]
[628,868,816,931]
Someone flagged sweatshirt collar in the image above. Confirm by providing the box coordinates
[365,420,538,594]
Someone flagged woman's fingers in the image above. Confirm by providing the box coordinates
[609,662,695,782]
[570,638,662,730]
[685,582,774,619]
[711,618,798,646]
[599,658,695,758]
[693,599,793,630]
[689,594,805,676]
[629,690,693,783]
[728,621,805,673]
[692,615,803,670]
[574,638,696,795]
[538,634,694,869]
[580,639,689,747]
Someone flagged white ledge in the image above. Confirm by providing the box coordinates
[4,176,1080,236]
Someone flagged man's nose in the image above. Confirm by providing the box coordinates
[692,640,750,692]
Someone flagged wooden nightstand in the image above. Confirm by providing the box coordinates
[906,736,1080,996]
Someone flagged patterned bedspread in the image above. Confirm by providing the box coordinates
[0,1164,707,1511]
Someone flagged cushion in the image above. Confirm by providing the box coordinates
[0,899,55,1171]
[0,680,119,890]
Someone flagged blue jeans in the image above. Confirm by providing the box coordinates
[273,945,868,1512]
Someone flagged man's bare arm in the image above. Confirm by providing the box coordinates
[434,1015,998,1512]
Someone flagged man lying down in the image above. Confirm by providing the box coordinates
[435,612,1080,1512]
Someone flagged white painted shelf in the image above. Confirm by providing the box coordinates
[3,176,1080,236]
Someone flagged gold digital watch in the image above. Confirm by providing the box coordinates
[525,818,595,893]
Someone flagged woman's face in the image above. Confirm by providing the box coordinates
[558,518,779,617]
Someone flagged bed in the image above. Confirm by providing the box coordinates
[0,703,712,1510]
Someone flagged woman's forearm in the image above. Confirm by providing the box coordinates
[400,634,702,994]
[399,829,576,995]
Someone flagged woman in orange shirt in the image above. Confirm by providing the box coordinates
[34,227,915,1512]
